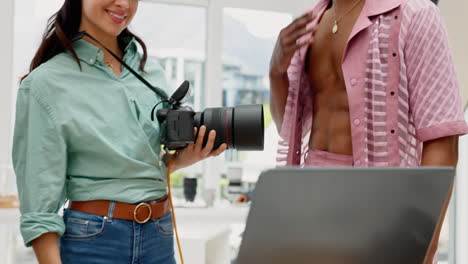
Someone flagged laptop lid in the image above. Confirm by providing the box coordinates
[237,167,454,264]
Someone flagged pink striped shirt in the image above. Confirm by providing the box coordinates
[277,0,468,167]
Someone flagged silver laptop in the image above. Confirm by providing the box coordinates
[237,167,454,264]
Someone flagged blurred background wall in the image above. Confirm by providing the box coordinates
[440,0,468,107]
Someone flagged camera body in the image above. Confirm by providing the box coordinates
[157,106,196,150]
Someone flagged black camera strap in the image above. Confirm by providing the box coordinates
[72,31,169,101]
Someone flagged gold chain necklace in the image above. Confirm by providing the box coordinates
[332,0,363,34]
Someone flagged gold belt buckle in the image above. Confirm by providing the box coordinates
[134,203,152,224]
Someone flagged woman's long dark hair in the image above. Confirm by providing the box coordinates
[22,0,148,81]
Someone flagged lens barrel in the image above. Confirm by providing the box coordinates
[232,105,264,151]
[194,104,264,151]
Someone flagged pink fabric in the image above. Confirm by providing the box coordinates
[304,149,353,167]
[277,0,468,167]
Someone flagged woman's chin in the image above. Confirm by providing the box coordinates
[102,27,126,38]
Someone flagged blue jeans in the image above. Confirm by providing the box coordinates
[60,202,176,264]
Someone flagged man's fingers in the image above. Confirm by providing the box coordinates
[283,36,315,54]
[283,12,315,36]
[287,12,314,33]
[282,25,317,48]
[271,13,315,76]
[297,25,318,39]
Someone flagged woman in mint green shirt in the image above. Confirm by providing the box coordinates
[12,0,226,263]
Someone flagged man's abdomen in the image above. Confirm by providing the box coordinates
[308,89,353,156]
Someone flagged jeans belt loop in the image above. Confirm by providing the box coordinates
[106,201,116,222]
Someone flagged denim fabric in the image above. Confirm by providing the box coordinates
[60,203,176,264]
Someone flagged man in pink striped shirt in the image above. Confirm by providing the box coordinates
[270,0,468,262]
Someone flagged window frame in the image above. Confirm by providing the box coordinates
[1,0,14,168]
[143,0,302,201]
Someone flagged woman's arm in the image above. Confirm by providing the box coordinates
[31,233,61,264]
[12,80,67,253]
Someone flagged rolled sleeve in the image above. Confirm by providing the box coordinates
[20,212,66,247]
[405,5,468,142]
[416,120,468,142]
[12,78,67,247]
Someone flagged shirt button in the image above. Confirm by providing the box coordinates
[89,58,95,63]
[353,118,361,126]
[97,51,101,56]
[130,97,135,102]
[351,78,358,86]
[295,150,300,155]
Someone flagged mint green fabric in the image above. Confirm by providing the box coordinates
[12,38,170,247]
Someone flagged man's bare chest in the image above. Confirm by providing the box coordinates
[306,2,365,86]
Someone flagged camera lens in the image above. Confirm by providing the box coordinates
[232,105,264,150]
[193,105,264,151]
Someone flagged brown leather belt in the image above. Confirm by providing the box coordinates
[69,195,170,224]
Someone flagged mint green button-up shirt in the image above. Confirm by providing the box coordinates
[12,38,170,246]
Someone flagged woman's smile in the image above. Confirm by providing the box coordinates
[105,9,127,24]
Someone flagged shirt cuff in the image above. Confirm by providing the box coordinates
[20,212,65,247]
[416,120,468,142]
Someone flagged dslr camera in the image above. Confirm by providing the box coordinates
[156,81,264,151]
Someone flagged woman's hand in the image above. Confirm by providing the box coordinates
[165,126,227,172]
[269,12,317,77]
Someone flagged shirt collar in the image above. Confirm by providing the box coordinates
[363,0,402,17]
[299,0,403,62]
[316,0,402,17]
[71,36,137,66]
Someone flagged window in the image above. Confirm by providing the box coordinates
[131,2,207,111]
[13,0,63,87]
[221,8,292,200]
[132,2,207,203]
